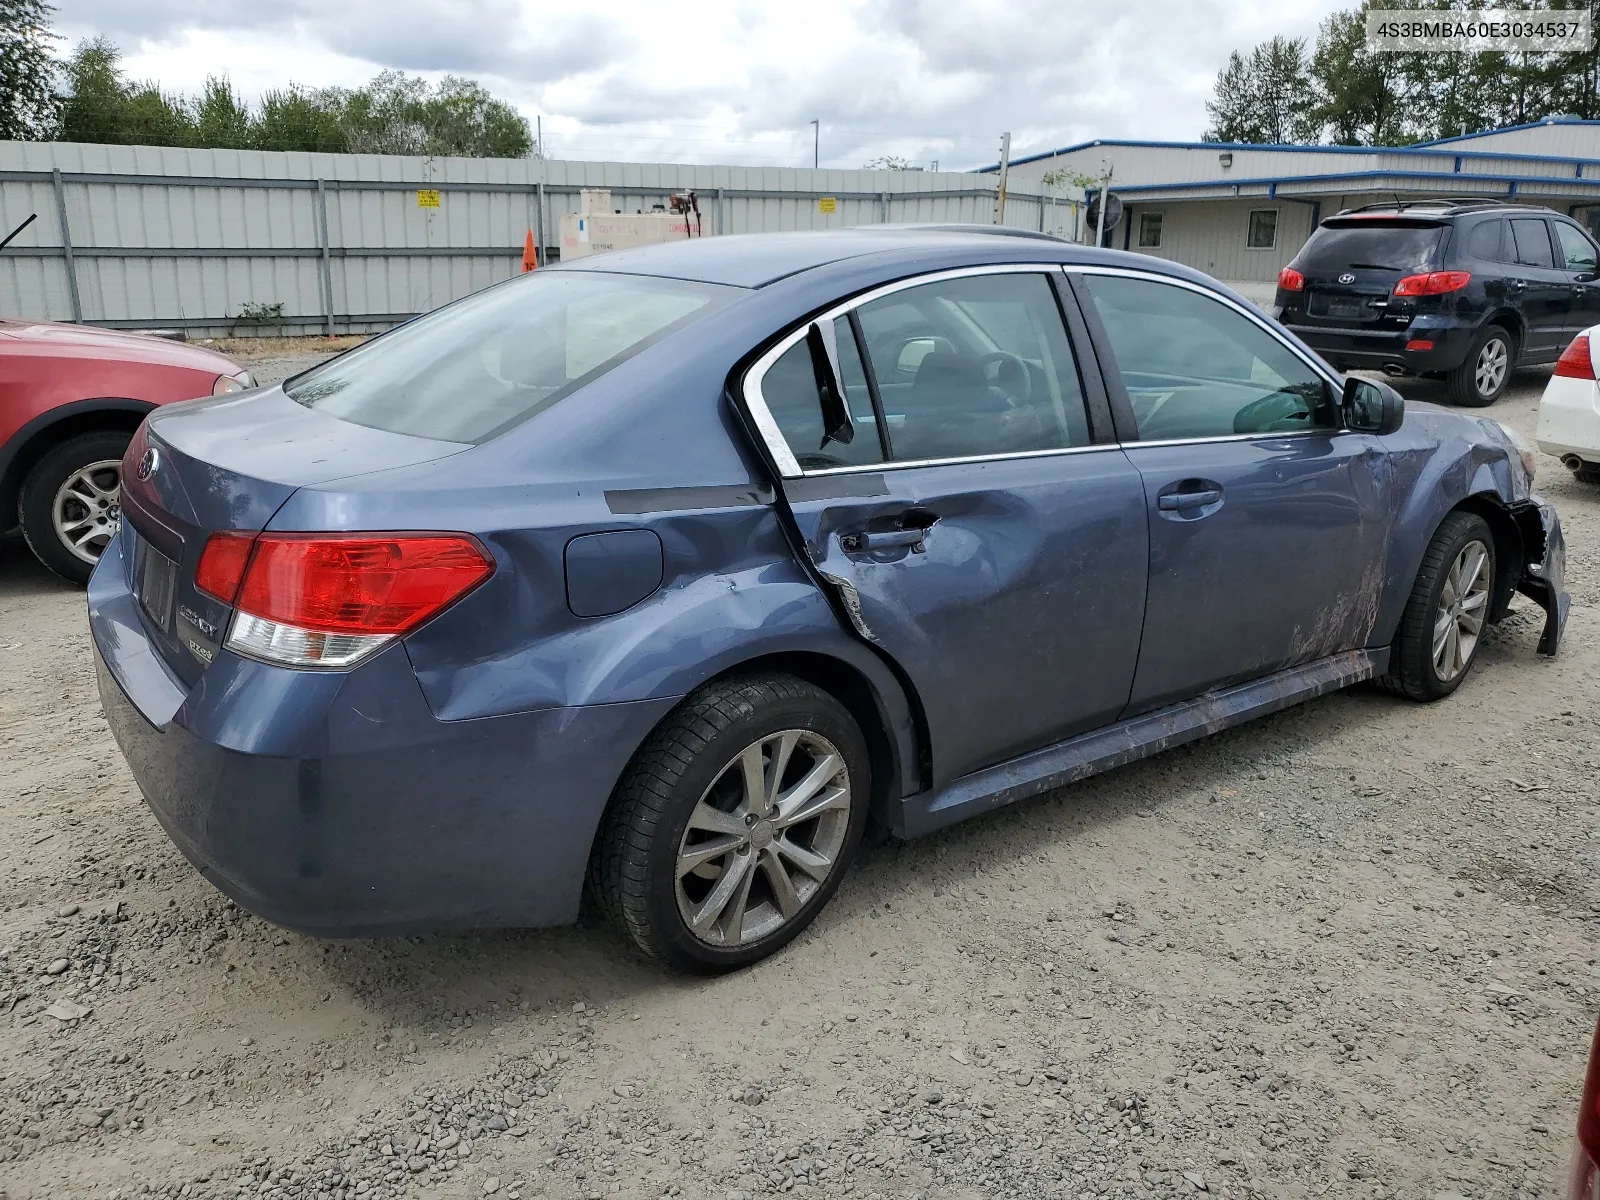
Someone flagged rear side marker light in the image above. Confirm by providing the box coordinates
[1393,271,1471,296]
[1555,332,1596,380]
[1405,339,1435,352]
[196,531,494,668]
[1277,266,1304,292]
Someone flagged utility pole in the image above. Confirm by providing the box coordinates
[536,115,542,159]
[993,132,1011,225]
[810,119,819,169]
[1094,160,1112,248]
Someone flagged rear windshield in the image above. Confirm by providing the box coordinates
[285,271,730,442]
[1295,221,1443,273]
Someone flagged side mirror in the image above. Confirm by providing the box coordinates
[1341,375,1405,435]
[805,320,855,448]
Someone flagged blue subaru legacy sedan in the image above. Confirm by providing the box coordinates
[90,228,1569,972]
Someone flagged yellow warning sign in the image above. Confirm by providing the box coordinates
[818,196,838,214]
[417,189,441,208]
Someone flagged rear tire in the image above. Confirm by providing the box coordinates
[1378,511,1496,701]
[18,431,131,586]
[590,672,870,973]
[1446,326,1513,407]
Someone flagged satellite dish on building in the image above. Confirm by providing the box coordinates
[1085,191,1123,241]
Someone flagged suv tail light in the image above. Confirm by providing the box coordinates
[195,531,494,668]
[1574,1018,1600,1200]
[1393,270,1472,296]
[1555,333,1597,380]
[1277,266,1305,292]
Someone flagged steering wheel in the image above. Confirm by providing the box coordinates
[976,351,1033,406]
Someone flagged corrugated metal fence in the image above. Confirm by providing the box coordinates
[0,142,1080,337]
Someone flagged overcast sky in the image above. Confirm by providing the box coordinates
[51,0,1347,170]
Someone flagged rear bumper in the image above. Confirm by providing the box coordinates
[1510,498,1569,657]
[89,534,675,936]
[1285,321,1476,373]
[1536,374,1600,462]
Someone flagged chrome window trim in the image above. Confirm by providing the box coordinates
[741,262,1078,479]
[801,441,1121,477]
[740,260,1350,481]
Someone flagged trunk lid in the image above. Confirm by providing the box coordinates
[118,388,468,684]
[1281,217,1446,329]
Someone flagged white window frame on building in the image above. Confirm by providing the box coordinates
[1246,208,1278,250]
[1138,211,1163,248]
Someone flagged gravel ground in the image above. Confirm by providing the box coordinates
[0,361,1596,1200]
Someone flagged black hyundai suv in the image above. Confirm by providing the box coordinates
[1273,199,1600,405]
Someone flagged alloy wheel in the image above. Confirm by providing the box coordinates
[675,729,851,947]
[1474,337,1508,399]
[51,459,122,565]
[1433,538,1490,682]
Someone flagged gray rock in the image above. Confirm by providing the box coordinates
[45,958,69,975]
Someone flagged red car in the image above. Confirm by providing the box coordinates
[0,319,252,583]
[1576,1017,1600,1199]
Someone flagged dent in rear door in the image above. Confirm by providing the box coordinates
[739,265,1150,788]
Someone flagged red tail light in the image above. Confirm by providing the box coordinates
[1277,266,1304,292]
[195,531,255,603]
[1393,270,1471,296]
[196,531,494,668]
[1555,333,1596,380]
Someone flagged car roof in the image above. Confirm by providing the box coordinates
[552,227,1085,289]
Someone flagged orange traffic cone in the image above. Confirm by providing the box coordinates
[521,230,539,272]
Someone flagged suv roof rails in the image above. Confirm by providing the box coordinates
[1334,198,1525,217]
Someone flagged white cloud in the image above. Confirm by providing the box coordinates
[51,0,1347,168]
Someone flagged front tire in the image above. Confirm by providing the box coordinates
[1447,326,1513,407]
[18,431,131,585]
[1379,511,1495,701]
[590,673,870,973]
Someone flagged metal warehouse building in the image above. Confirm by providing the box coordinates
[990,115,1600,301]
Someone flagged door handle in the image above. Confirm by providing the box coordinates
[843,528,925,552]
[1158,489,1222,511]
[1508,281,1526,293]
[840,510,938,554]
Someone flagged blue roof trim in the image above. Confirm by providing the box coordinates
[1114,166,1600,196]
[977,123,1600,173]
[1412,115,1600,147]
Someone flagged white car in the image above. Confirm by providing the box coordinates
[1539,327,1600,484]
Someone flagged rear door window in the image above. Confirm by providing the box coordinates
[1554,221,1599,272]
[285,271,730,442]
[1510,219,1556,268]
[853,272,1091,462]
[761,319,886,471]
[755,271,1094,468]
[1295,222,1442,272]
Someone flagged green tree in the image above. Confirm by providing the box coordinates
[0,0,59,140]
[254,85,349,153]
[1309,8,1421,145]
[1204,36,1320,144]
[862,154,923,170]
[339,71,533,157]
[57,36,123,143]
[192,76,251,149]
